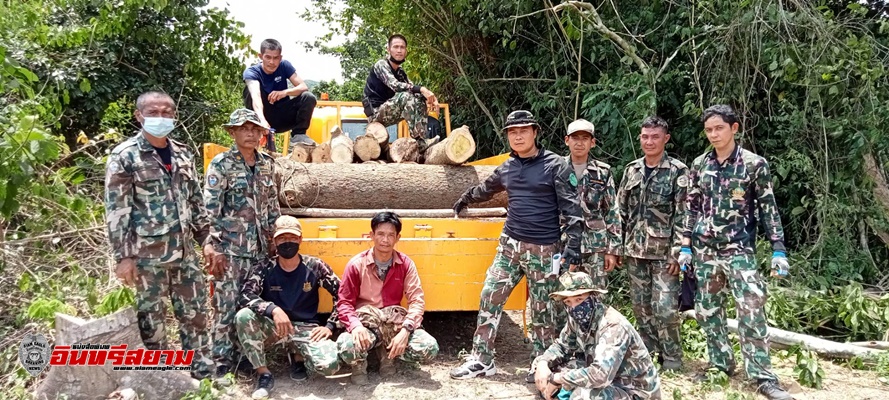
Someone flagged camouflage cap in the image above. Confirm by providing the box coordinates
[222,108,267,129]
[274,216,302,238]
[550,271,607,300]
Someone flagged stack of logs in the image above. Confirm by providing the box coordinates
[288,123,477,165]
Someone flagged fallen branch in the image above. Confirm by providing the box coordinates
[282,207,507,219]
[681,310,885,359]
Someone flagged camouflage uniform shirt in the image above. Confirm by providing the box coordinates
[617,155,689,262]
[569,156,622,255]
[105,134,209,265]
[239,255,342,331]
[534,306,661,399]
[204,149,279,258]
[683,144,786,255]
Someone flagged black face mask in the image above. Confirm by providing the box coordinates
[277,242,299,259]
[389,55,406,65]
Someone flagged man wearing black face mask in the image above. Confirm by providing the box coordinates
[362,34,439,151]
[532,272,661,400]
[235,216,342,399]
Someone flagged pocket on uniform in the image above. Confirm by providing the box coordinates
[134,220,181,259]
[646,226,672,255]
[222,217,248,233]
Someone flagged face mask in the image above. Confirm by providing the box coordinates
[142,117,176,138]
[569,295,604,331]
[389,55,406,65]
[277,242,299,259]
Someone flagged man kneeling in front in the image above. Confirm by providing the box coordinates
[336,211,439,384]
[532,272,662,400]
[235,216,342,399]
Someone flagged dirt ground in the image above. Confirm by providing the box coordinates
[221,310,889,400]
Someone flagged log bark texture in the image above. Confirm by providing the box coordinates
[388,137,419,163]
[354,135,381,161]
[424,125,477,165]
[288,143,315,163]
[329,126,354,164]
[35,308,198,400]
[282,207,507,218]
[276,158,507,209]
[681,310,886,359]
[311,142,331,163]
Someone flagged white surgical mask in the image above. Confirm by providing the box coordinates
[142,117,176,138]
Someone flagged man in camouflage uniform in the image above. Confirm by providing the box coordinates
[564,119,621,289]
[680,105,791,400]
[616,116,688,371]
[450,110,583,382]
[236,216,340,399]
[104,91,214,378]
[204,108,281,385]
[532,272,661,400]
[362,34,439,150]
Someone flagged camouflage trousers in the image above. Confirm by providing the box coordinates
[694,251,776,381]
[368,92,428,140]
[135,256,213,376]
[577,252,607,290]
[472,234,566,364]
[553,360,634,400]
[626,257,682,363]
[234,308,339,376]
[212,256,256,366]
[337,325,439,366]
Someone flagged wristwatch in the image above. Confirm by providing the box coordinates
[402,322,415,334]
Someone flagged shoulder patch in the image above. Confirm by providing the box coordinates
[207,174,220,187]
[676,175,689,188]
[569,172,578,187]
[108,159,122,174]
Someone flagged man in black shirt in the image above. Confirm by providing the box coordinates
[362,34,438,150]
[235,216,341,399]
[449,110,584,382]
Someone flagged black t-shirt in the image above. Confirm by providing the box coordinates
[644,164,654,180]
[153,144,172,171]
[262,260,320,324]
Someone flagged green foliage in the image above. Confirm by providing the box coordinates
[27,297,75,327]
[790,346,825,389]
[766,284,889,341]
[94,287,136,316]
[180,378,221,400]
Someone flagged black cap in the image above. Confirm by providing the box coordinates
[503,110,539,131]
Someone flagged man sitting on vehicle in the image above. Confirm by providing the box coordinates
[335,211,439,385]
[235,216,341,399]
[532,272,662,400]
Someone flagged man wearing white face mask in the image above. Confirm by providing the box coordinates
[104,91,219,379]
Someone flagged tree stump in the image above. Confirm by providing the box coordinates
[388,137,419,163]
[424,125,477,165]
[34,307,199,400]
[329,126,354,164]
[354,135,381,162]
[288,143,315,163]
[311,142,332,163]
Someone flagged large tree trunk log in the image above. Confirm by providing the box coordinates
[681,310,885,359]
[282,207,507,218]
[365,122,390,152]
[424,125,477,165]
[35,308,198,400]
[388,137,419,163]
[276,158,507,209]
[354,135,381,161]
[329,126,354,164]
[288,143,315,163]
[311,142,331,163]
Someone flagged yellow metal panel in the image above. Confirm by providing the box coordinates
[468,152,511,166]
[202,142,230,174]
[305,238,526,312]
[299,218,506,239]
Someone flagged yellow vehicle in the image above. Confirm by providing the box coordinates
[202,101,521,314]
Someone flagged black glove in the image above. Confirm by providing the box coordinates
[562,247,581,267]
[453,199,468,215]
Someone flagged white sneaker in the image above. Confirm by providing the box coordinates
[449,356,496,379]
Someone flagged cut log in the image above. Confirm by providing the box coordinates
[365,122,390,151]
[311,142,331,163]
[681,310,886,359]
[329,126,354,164]
[850,341,889,350]
[288,142,315,163]
[388,137,419,163]
[35,307,199,400]
[354,134,382,162]
[282,207,508,218]
[276,159,507,209]
[424,125,477,165]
